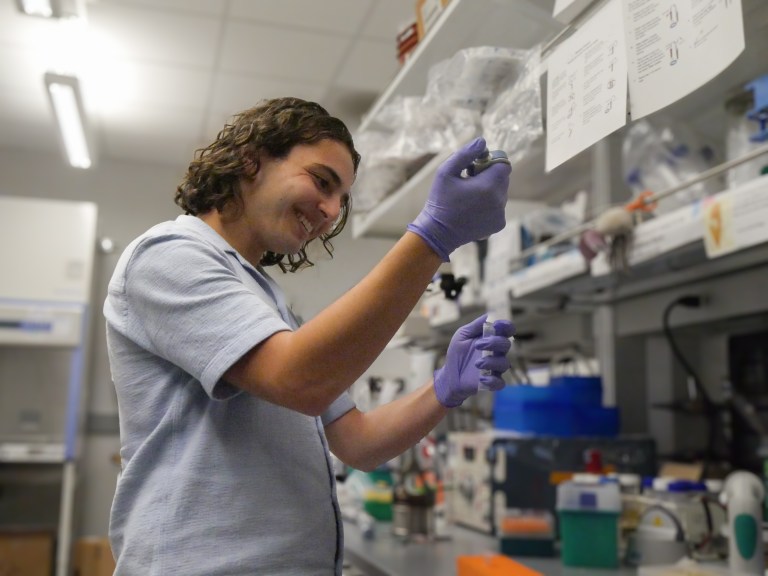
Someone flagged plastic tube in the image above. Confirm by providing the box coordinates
[479,314,495,391]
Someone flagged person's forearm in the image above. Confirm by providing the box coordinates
[291,233,441,393]
[326,381,447,472]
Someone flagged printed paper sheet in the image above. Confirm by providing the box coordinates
[545,0,628,172]
[625,0,745,119]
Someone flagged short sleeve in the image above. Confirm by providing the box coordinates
[321,391,355,426]
[120,235,290,398]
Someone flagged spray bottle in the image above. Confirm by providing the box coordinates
[721,470,765,575]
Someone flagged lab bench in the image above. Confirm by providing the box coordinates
[342,520,637,576]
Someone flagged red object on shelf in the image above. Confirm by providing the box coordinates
[585,449,604,473]
[396,21,419,65]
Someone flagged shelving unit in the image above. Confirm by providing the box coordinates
[0,196,97,576]
[353,0,768,461]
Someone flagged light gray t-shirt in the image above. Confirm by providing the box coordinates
[104,215,354,575]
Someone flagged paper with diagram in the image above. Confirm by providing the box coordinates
[545,0,628,172]
[625,0,745,120]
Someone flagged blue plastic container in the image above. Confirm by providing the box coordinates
[494,404,619,437]
[493,376,620,437]
[548,375,603,405]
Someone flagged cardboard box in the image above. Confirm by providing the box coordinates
[73,537,115,576]
[415,0,451,40]
[0,529,54,576]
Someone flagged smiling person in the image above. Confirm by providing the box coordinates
[104,97,513,575]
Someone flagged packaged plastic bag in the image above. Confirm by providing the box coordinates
[424,46,529,113]
[481,44,544,166]
[622,119,718,214]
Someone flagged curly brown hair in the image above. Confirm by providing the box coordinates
[175,97,361,272]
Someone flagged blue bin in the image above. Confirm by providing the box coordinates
[548,375,603,405]
[493,377,620,437]
[494,404,619,437]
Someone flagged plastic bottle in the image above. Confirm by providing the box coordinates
[721,471,765,575]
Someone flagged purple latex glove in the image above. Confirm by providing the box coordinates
[407,137,511,261]
[434,315,515,408]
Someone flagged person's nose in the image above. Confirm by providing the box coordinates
[318,195,342,227]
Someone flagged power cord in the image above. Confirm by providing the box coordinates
[661,295,719,478]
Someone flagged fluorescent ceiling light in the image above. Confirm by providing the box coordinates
[15,0,83,19]
[44,73,92,169]
[16,0,52,17]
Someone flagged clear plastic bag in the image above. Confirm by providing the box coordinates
[481,44,544,166]
[352,130,411,213]
[424,46,529,113]
[352,97,481,213]
[622,119,718,214]
[522,205,581,261]
[378,96,479,158]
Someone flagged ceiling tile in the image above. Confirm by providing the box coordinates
[0,88,59,157]
[88,2,221,68]
[335,38,400,92]
[95,0,227,17]
[229,0,373,35]
[209,73,325,116]
[0,44,50,90]
[219,21,351,83]
[0,1,57,47]
[101,104,205,167]
[362,0,419,40]
[91,61,212,112]
[0,82,49,123]
[0,0,410,168]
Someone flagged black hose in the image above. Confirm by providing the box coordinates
[661,296,719,478]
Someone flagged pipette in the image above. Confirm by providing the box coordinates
[467,148,511,176]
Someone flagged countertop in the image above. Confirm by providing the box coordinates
[343,520,638,576]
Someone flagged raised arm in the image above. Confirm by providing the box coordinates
[325,316,515,471]
[225,138,511,415]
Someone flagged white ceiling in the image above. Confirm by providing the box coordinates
[0,0,417,168]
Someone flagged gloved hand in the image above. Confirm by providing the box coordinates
[407,137,511,261]
[433,315,515,408]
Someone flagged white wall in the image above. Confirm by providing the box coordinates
[0,146,404,537]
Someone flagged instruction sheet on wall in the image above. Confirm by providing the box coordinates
[625,0,745,120]
[545,0,628,172]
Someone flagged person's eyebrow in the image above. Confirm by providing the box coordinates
[308,163,342,188]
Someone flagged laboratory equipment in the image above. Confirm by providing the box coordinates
[467,148,511,176]
[628,480,727,566]
[622,120,716,214]
[721,470,765,575]
[448,431,656,535]
[479,313,495,386]
[745,75,768,142]
[496,508,555,557]
[631,505,689,566]
[557,478,622,568]
[392,444,436,540]
[725,83,768,189]
[0,196,97,576]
